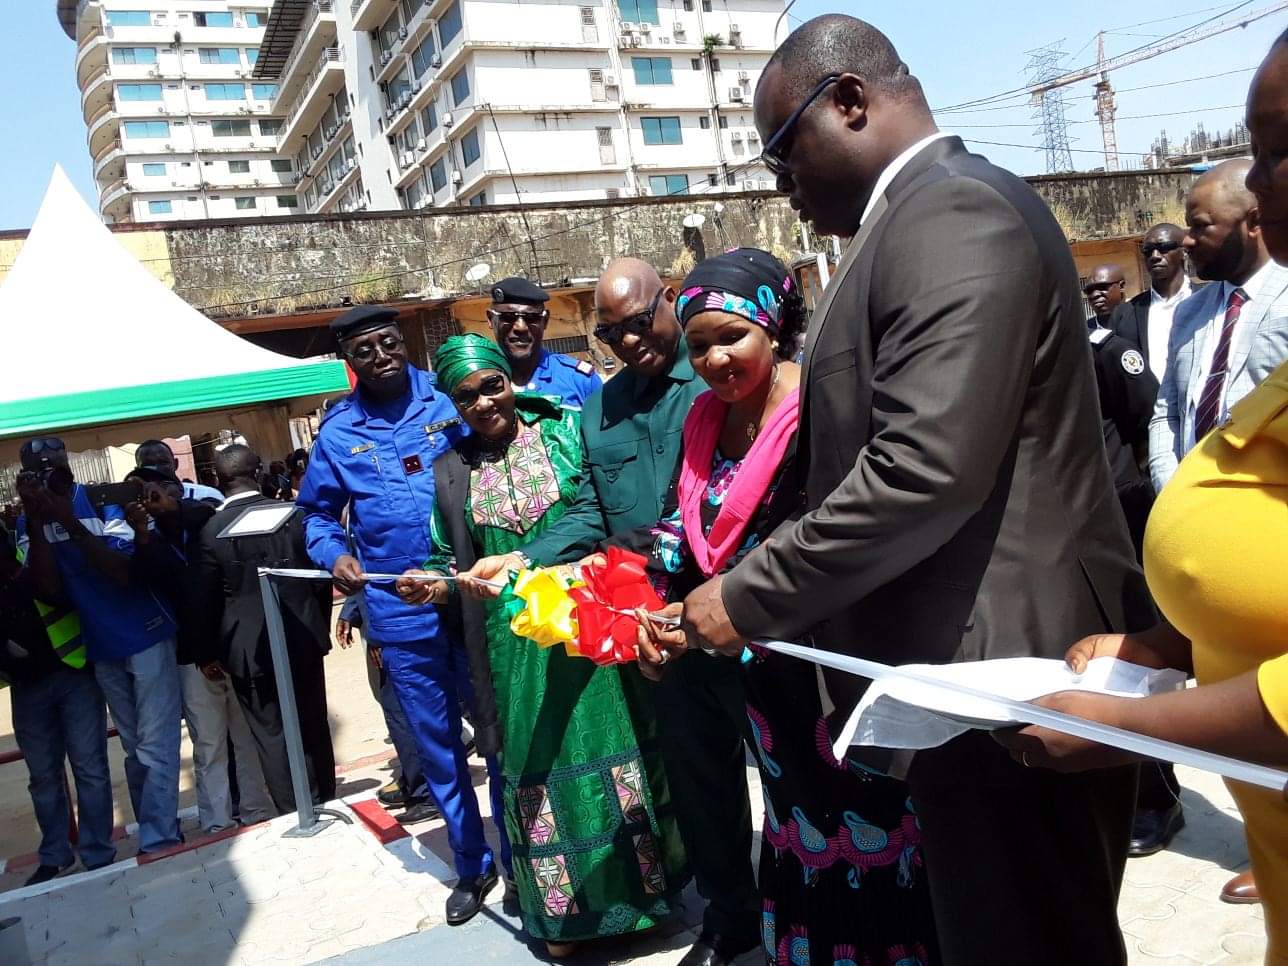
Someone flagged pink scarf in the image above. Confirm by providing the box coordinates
[679,387,800,577]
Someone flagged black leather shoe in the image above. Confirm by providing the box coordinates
[1129,802,1185,857]
[24,860,74,887]
[446,868,498,925]
[397,801,440,824]
[377,780,405,807]
[678,932,759,966]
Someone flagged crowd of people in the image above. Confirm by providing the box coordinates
[4,12,1288,966]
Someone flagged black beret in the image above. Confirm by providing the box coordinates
[330,305,400,343]
[490,277,549,306]
[126,465,182,487]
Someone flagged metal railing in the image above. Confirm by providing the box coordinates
[285,47,344,131]
[275,0,336,96]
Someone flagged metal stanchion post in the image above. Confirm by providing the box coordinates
[257,569,351,837]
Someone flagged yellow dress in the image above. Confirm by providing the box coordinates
[1145,360,1288,960]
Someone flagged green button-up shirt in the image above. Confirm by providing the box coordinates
[522,345,704,566]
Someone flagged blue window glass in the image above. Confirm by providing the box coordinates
[112,47,158,65]
[212,119,252,136]
[631,57,672,85]
[439,1,462,44]
[148,200,173,215]
[411,36,437,78]
[450,69,470,106]
[206,83,245,101]
[258,118,282,136]
[469,191,486,207]
[641,116,681,145]
[252,83,277,100]
[618,0,660,25]
[461,128,480,166]
[142,162,166,176]
[245,12,265,27]
[118,83,162,101]
[648,174,689,196]
[125,120,169,138]
[429,157,447,192]
[106,11,151,26]
[196,11,234,27]
[246,47,259,65]
[421,103,438,133]
[199,48,240,64]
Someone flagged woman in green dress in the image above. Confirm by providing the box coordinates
[397,335,686,958]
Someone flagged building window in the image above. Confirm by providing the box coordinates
[142,162,166,176]
[276,195,298,208]
[252,83,277,100]
[701,0,712,10]
[124,120,169,138]
[699,116,711,129]
[411,36,437,78]
[683,0,693,8]
[449,69,470,106]
[195,11,235,27]
[429,157,447,191]
[229,159,251,173]
[107,11,151,26]
[270,159,293,172]
[438,1,463,44]
[258,118,282,136]
[118,83,162,101]
[718,115,729,129]
[461,127,480,166]
[244,11,267,27]
[648,173,688,196]
[597,126,616,164]
[631,57,672,85]
[199,48,240,64]
[148,200,173,214]
[710,57,720,72]
[469,190,486,206]
[691,58,702,71]
[589,69,606,102]
[205,83,245,100]
[246,47,259,65]
[112,47,158,65]
[641,116,681,145]
[707,173,718,186]
[580,6,597,42]
[235,196,256,210]
[421,103,438,133]
[606,187,621,199]
[618,0,660,25]
[212,119,252,136]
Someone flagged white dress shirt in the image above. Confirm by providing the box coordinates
[859,131,955,227]
[1145,279,1192,383]
[1185,259,1279,449]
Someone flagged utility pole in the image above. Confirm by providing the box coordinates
[1025,42,1074,174]
[1093,32,1119,172]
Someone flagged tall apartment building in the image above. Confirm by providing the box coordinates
[59,1,301,223]
[253,0,781,215]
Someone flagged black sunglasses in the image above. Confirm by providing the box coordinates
[1083,280,1125,294]
[760,73,843,177]
[345,332,404,364]
[594,288,665,345]
[26,438,66,455]
[1141,240,1182,257]
[488,309,548,326]
[452,373,509,410]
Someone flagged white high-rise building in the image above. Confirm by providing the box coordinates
[59,1,302,223]
[254,0,781,215]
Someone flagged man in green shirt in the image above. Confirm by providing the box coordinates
[468,258,760,966]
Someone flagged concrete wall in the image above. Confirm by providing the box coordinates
[1030,168,1195,242]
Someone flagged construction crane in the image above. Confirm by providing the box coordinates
[1028,1,1288,170]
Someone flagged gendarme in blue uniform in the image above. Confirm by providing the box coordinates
[517,349,603,410]
[297,364,464,644]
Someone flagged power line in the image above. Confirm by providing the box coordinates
[950,100,1249,128]
[963,137,1152,156]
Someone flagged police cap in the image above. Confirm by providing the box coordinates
[330,305,400,344]
[490,277,549,307]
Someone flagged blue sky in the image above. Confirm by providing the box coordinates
[0,1,1282,231]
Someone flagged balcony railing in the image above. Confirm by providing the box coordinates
[276,0,336,92]
[285,47,344,129]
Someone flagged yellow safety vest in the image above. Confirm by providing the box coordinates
[13,546,87,670]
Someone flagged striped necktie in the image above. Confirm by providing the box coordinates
[1194,287,1248,440]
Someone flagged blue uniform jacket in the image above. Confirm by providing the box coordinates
[297,365,465,645]
[517,350,602,410]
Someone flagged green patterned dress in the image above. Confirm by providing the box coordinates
[428,393,687,942]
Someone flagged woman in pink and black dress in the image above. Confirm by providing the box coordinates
[620,248,939,966]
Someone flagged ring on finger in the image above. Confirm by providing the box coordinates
[1021,751,1031,768]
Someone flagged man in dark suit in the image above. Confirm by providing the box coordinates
[196,444,336,813]
[1111,223,1192,383]
[681,15,1155,964]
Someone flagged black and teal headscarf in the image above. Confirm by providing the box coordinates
[676,248,795,334]
[433,334,512,395]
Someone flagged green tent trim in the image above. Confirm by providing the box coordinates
[0,361,350,438]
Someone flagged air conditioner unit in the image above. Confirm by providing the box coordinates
[639,21,651,33]
[442,112,454,126]
[737,70,749,82]
[302,162,311,174]
[346,157,357,171]
[730,131,743,142]
[619,31,634,46]
[398,26,408,39]
[451,170,462,184]
[253,178,262,186]
[381,50,393,65]
[402,150,415,166]
[728,87,744,101]
[410,80,421,92]
[431,53,442,68]
[621,21,638,32]
[629,35,641,46]
[386,107,395,120]
[672,21,685,35]
[729,23,741,35]
[400,91,411,107]
[603,71,618,86]
[289,173,300,183]
[416,137,427,150]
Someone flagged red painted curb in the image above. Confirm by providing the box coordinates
[348,799,410,845]
[136,823,258,865]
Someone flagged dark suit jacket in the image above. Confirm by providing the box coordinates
[196,494,332,680]
[1110,289,1153,364]
[722,137,1156,719]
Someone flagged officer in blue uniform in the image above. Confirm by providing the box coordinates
[296,306,508,924]
[487,276,602,408]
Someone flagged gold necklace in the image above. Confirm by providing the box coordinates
[744,365,781,444]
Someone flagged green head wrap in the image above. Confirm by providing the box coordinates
[433,334,512,396]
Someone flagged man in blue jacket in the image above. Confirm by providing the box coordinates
[296,305,506,924]
[487,276,602,408]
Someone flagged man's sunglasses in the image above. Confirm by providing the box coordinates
[1083,281,1125,294]
[25,438,66,455]
[760,73,843,178]
[1141,240,1182,257]
[452,373,509,410]
[488,309,548,326]
[594,288,665,345]
[345,332,404,364]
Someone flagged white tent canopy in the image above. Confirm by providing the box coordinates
[0,167,347,456]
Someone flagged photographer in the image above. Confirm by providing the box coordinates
[16,436,182,854]
[124,466,275,833]
[1,520,114,885]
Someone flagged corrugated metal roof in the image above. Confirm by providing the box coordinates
[254,0,311,79]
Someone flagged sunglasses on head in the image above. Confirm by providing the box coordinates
[488,309,548,326]
[345,332,404,364]
[594,288,665,345]
[760,73,843,178]
[452,373,509,410]
[1141,240,1182,257]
